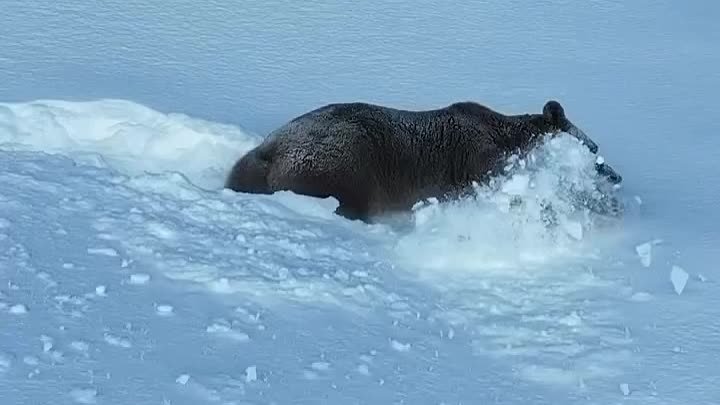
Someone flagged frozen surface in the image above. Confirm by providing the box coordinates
[0,98,718,404]
[1,0,720,404]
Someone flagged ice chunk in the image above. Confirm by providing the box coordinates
[175,374,190,385]
[635,242,652,267]
[670,265,689,295]
[390,339,411,352]
[630,292,653,302]
[8,304,27,314]
[156,304,174,316]
[129,273,151,285]
[95,285,107,296]
[620,383,630,396]
[563,221,583,240]
[87,247,118,257]
[245,366,257,382]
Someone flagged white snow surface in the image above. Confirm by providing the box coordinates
[0,97,715,405]
[1,1,720,404]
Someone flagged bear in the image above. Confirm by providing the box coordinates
[224,99,621,223]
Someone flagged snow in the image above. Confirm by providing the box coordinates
[1,1,719,404]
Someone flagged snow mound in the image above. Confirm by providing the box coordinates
[0,99,259,189]
[394,134,624,277]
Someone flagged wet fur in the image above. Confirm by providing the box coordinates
[226,100,591,222]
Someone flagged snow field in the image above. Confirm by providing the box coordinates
[0,98,714,404]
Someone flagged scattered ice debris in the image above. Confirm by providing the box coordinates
[634,195,643,205]
[156,304,174,316]
[390,339,411,352]
[245,366,257,383]
[698,274,707,282]
[9,303,27,314]
[670,265,689,295]
[176,374,190,385]
[86,247,119,257]
[620,383,630,396]
[128,273,151,285]
[62,262,75,269]
[635,242,653,267]
[70,387,98,404]
[95,285,107,296]
[23,356,39,366]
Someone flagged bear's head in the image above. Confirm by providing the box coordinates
[542,100,598,154]
[542,100,622,184]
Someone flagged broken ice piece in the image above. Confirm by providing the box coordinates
[635,242,652,267]
[95,285,107,296]
[620,383,630,396]
[245,366,257,382]
[563,221,583,241]
[671,265,689,295]
[176,374,190,385]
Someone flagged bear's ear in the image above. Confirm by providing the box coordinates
[542,100,566,127]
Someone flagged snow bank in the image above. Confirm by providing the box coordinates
[0,99,259,189]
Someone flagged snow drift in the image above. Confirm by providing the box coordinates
[0,99,260,190]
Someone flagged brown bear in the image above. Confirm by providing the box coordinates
[224,100,621,222]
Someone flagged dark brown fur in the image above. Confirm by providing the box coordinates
[225,100,618,222]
